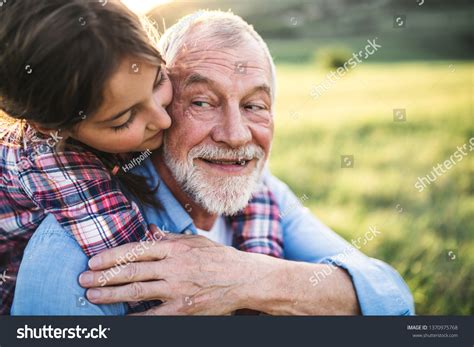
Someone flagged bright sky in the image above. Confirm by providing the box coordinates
[121,0,172,14]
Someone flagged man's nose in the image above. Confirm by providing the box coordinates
[212,104,252,148]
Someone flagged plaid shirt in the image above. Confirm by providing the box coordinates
[0,123,283,314]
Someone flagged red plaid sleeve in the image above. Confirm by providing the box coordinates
[18,149,153,257]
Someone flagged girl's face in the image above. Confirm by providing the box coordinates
[68,57,172,153]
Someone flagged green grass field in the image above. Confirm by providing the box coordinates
[269,61,474,314]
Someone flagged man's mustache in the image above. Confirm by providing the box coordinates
[188,144,265,162]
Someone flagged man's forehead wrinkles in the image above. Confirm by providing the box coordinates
[183,47,241,57]
[169,44,272,96]
[182,59,235,70]
[176,57,267,74]
[177,48,266,65]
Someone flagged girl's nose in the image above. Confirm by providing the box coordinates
[148,123,158,131]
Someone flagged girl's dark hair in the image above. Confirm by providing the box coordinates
[0,0,164,207]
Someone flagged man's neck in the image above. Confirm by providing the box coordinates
[152,151,218,231]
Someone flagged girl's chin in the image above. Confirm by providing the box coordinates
[143,142,162,152]
[132,140,162,153]
[98,141,161,155]
[127,147,157,154]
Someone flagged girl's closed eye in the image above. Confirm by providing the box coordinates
[110,67,166,133]
[112,109,137,132]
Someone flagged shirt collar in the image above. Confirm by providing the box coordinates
[131,157,196,235]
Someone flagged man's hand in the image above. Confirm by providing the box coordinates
[79,226,360,315]
[78,228,258,315]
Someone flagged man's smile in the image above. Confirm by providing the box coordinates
[195,157,257,174]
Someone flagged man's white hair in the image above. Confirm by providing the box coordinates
[158,10,277,100]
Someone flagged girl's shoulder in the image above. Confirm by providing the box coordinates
[1,121,111,185]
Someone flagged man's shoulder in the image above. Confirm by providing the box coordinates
[34,213,75,239]
[261,169,301,208]
[261,169,292,195]
[260,169,317,227]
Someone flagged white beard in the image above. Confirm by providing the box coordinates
[163,140,266,216]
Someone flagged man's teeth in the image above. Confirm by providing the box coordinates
[204,159,249,166]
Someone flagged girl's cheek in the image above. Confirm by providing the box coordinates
[113,128,143,148]
[76,123,148,153]
[164,82,173,106]
[89,130,137,153]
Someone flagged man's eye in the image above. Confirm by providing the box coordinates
[245,104,265,111]
[192,101,211,108]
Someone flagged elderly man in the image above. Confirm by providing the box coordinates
[11,11,413,315]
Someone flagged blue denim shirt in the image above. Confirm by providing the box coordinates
[11,158,414,315]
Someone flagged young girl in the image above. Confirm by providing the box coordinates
[0,1,284,316]
[0,0,172,314]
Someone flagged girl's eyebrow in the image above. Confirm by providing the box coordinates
[99,67,161,124]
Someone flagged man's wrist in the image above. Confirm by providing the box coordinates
[230,252,360,315]
[230,250,291,313]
